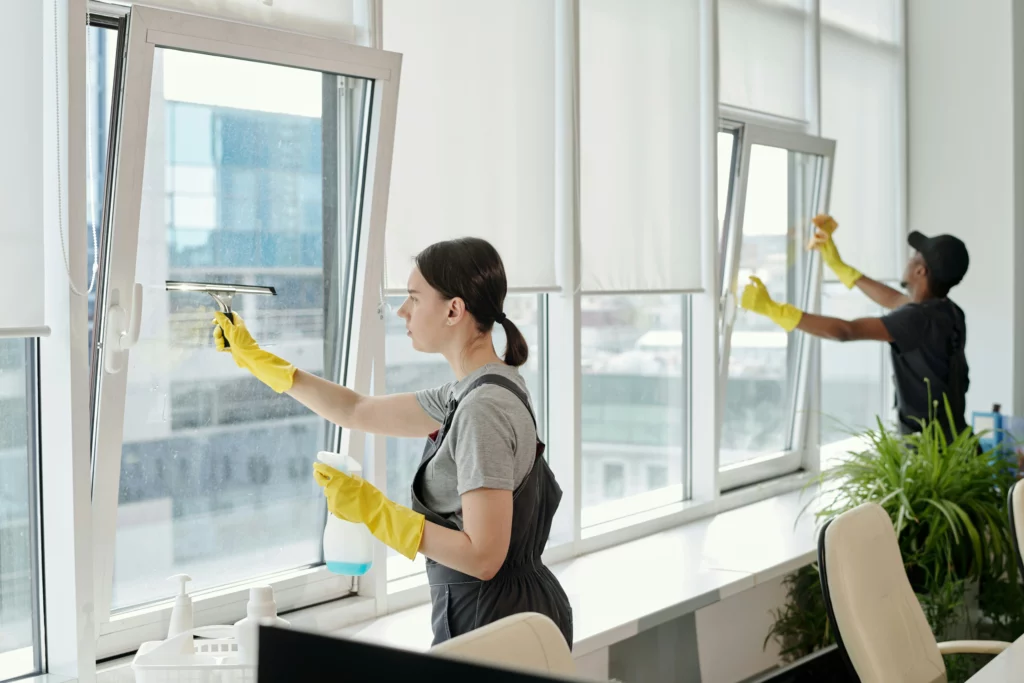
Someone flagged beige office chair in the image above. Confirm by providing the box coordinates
[430,612,576,678]
[818,502,1011,683]
[1008,479,1024,580]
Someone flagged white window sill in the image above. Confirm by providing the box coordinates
[820,434,872,471]
[336,483,821,658]
[0,647,38,683]
[94,473,823,681]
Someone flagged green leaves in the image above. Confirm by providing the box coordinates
[769,397,1022,679]
[812,402,1014,591]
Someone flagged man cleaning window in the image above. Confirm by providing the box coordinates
[739,215,970,441]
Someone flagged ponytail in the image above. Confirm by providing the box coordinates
[499,318,529,368]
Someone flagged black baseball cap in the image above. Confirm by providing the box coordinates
[908,231,969,289]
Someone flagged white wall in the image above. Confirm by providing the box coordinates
[906,0,1023,415]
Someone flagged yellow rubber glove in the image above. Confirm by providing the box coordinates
[313,463,425,561]
[808,214,863,289]
[740,276,803,332]
[212,312,296,394]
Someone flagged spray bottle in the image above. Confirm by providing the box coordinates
[317,451,374,575]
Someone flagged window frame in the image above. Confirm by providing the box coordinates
[716,120,835,492]
[87,4,401,657]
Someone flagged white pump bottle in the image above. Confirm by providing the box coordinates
[167,574,194,655]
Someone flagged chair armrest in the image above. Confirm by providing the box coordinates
[937,640,1012,656]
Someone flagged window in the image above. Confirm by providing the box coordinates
[718,126,835,490]
[86,23,117,348]
[101,49,358,611]
[580,295,688,526]
[723,145,814,462]
[718,131,738,240]
[88,5,400,653]
[601,463,626,500]
[386,295,546,585]
[820,282,888,443]
[0,340,42,681]
[646,464,669,490]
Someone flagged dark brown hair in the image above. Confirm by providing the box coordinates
[414,238,528,367]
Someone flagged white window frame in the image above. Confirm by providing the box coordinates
[716,121,835,492]
[88,4,400,657]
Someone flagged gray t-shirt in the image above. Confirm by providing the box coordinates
[414,363,537,530]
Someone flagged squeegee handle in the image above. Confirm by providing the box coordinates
[221,305,232,350]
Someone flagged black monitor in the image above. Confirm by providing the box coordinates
[257,625,577,682]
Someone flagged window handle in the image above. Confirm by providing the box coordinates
[104,283,143,374]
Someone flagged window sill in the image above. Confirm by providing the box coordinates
[0,647,37,683]
[93,473,823,680]
[337,482,821,658]
[820,435,872,470]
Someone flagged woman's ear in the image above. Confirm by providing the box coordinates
[447,297,467,326]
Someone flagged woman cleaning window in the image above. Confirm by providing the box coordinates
[212,237,573,647]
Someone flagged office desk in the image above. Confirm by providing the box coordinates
[968,634,1024,681]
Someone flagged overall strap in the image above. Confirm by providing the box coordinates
[457,374,537,430]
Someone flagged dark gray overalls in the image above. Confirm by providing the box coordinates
[410,374,574,648]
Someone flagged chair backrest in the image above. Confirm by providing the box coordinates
[429,613,576,677]
[1008,480,1024,581]
[818,502,946,683]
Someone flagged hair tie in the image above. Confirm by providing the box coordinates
[495,312,507,324]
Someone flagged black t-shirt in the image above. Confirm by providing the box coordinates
[880,298,969,439]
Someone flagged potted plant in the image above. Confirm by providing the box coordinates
[764,399,1023,682]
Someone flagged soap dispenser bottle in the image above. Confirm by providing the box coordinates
[167,574,194,654]
[234,585,290,665]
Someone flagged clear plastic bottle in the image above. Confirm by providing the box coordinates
[317,451,374,575]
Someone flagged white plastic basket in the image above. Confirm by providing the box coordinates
[132,626,256,683]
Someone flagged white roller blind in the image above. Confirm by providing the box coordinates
[579,0,703,293]
[821,0,903,279]
[821,0,899,42]
[135,1,362,41]
[719,0,810,121]
[1,2,46,334]
[382,1,557,291]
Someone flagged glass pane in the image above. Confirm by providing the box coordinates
[0,340,40,680]
[385,295,545,583]
[821,282,887,442]
[580,295,687,527]
[110,48,371,609]
[717,130,738,299]
[717,131,736,237]
[722,144,820,467]
[87,25,117,346]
